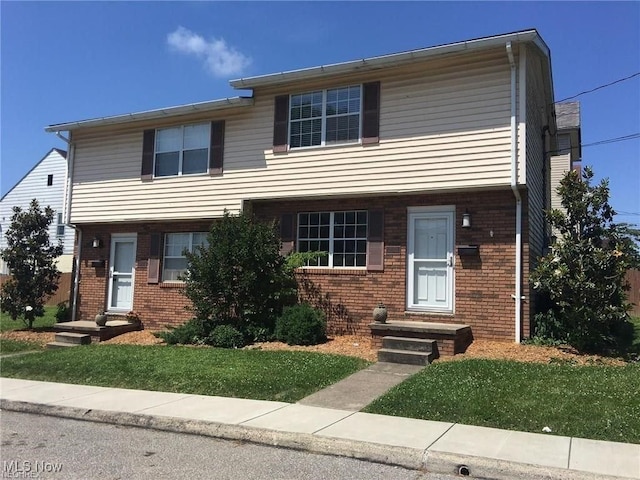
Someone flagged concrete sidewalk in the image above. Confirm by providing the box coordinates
[1,377,638,480]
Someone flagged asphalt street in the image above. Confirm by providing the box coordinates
[1,411,460,479]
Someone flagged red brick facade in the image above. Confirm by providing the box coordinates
[74,188,534,340]
[252,189,532,341]
[76,221,212,330]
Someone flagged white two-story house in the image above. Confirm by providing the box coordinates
[1,148,75,274]
[46,30,565,345]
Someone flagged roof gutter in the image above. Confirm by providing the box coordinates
[45,96,253,132]
[231,30,542,89]
[506,42,523,343]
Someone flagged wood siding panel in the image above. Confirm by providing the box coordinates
[69,52,515,223]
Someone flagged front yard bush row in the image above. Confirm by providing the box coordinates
[158,302,327,348]
[157,211,328,348]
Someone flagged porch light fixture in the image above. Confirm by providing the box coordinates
[92,237,102,248]
[462,210,472,229]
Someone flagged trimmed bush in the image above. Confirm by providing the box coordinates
[157,319,206,345]
[275,303,327,346]
[208,325,245,348]
[55,301,71,322]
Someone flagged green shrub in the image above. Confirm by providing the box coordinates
[183,211,296,337]
[275,303,327,346]
[157,319,206,345]
[55,301,71,322]
[530,167,640,354]
[208,324,245,348]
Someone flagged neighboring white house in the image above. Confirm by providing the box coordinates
[549,102,581,240]
[0,148,75,274]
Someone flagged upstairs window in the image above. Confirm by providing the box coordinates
[162,232,208,281]
[289,86,361,148]
[297,211,368,267]
[47,174,53,186]
[155,123,209,177]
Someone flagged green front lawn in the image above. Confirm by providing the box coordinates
[0,339,43,354]
[0,306,58,332]
[365,359,640,444]
[0,345,370,403]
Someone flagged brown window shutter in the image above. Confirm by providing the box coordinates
[147,232,162,284]
[366,209,384,271]
[279,213,295,256]
[141,129,155,181]
[209,120,225,176]
[273,95,289,153]
[362,81,381,145]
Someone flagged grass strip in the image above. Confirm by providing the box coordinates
[0,339,43,354]
[365,359,640,444]
[0,344,369,403]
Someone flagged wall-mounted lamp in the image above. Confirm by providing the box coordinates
[92,237,102,249]
[462,210,472,229]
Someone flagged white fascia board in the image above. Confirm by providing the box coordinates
[230,30,543,89]
[45,96,254,132]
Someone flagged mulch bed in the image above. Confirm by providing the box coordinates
[0,329,630,365]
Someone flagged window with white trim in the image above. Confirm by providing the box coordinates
[56,213,65,237]
[289,85,361,148]
[297,211,368,267]
[155,123,209,177]
[163,232,208,281]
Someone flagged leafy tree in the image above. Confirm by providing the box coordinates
[182,211,296,338]
[1,199,64,329]
[530,167,640,353]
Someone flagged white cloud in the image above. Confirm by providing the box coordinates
[167,26,251,77]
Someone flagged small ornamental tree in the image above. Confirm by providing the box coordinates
[182,211,296,338]
[530,167,640,353]
[0,199,64,329]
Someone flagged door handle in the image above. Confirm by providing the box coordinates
[447,254,454,267]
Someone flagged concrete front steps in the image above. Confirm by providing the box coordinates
[53,319,141,343]
[371,321,473,365]
[46,332,92,349]
[377,336,436,365]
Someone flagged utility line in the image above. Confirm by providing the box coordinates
[555,72,640,104]
[547,132,640,155]
[582,133,640,147]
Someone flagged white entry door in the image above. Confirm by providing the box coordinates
[407,208,454,312]
[107,234,137,312]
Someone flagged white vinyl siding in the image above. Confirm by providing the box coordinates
[0,149,75,273]
[69,49,516,224]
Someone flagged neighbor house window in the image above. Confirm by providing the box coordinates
[289,85,361,148]
[297,211,367,267]
[155,123,209,177]
[557,133,571,155]
[56,213,65,237]
[47,174,53,186]
[162,232,208,281]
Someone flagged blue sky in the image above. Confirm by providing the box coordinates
[2,2,639,226]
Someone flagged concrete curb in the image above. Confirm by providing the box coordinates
[0,399,424,470]
[2,398,631,480]
[424,451,626,480]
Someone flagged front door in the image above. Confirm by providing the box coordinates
[407,208,454,312]
[107,234,137,312]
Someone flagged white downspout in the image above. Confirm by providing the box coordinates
[506,42,523,343]
[55,132,82,321]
